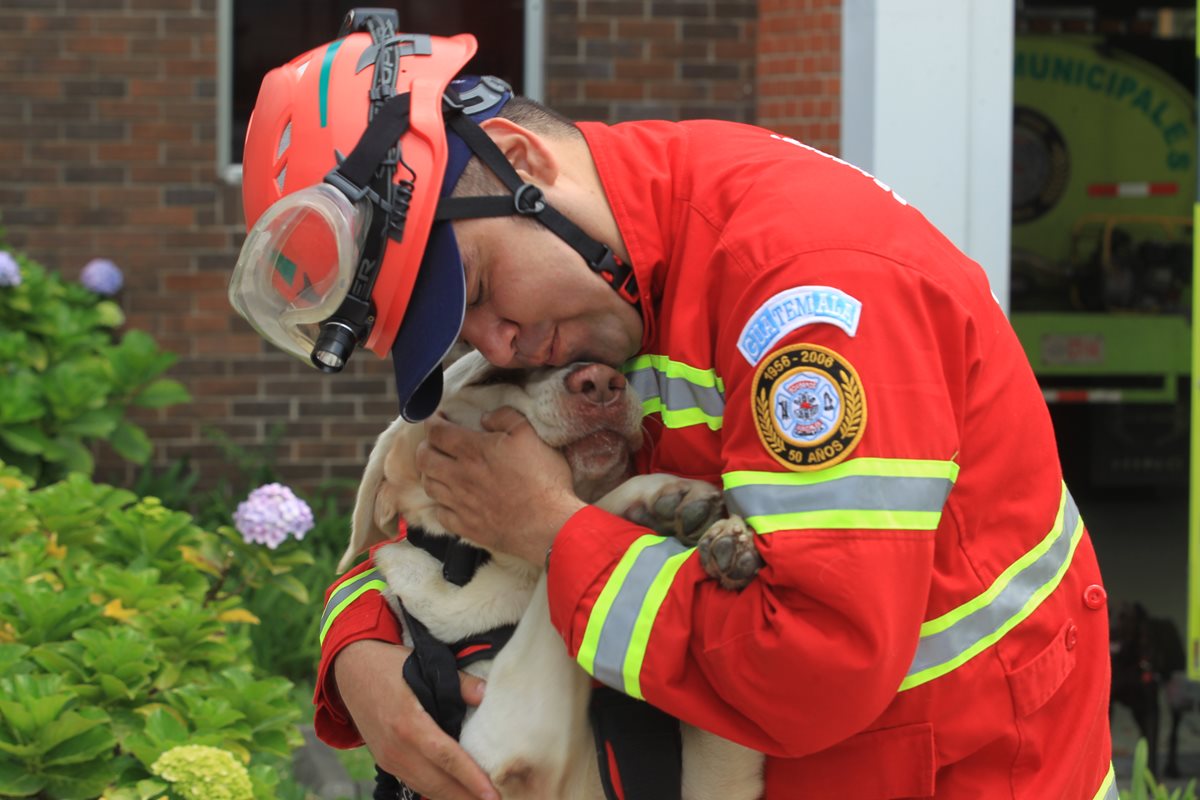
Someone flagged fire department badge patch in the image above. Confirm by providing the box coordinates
[752,344,866,471]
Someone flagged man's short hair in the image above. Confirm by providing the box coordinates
[451,95,580,198]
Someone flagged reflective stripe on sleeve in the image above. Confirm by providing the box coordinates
[624,354,725,431]
[1093,763,1117,800]
[319,567,389,645]
[900,484,1083,690]
[723,458,958,533]
[576,534,692,699]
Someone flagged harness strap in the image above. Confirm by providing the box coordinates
[589,685,683,800]
[405,525,492,586]
[433,104,641,307]
[379,606,517,800]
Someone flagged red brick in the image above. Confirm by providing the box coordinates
[64,35,127,56]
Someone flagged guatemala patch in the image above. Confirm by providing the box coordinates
[737,285,862,365]
[752,343,867,471]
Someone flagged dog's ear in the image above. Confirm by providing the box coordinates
[338,417,409,573]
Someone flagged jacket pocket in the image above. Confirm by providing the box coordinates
[767,722,936,799]
[1006,618,1078,718]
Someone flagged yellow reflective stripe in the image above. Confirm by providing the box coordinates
[900,485,1084,691]
[624,353,725,390]
[624,353,726,431]
[620,549,691,700]
[723,457,960,488]
[641,401,723,431]
[744,509,942,533]
[318,567,389,645]
[1092,763,1117,800]
[921,488,1067,638]
[577,535,660,675]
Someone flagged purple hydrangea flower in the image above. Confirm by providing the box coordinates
[80,257,124,296]
[233,483,315,549]
[0,251,20,287]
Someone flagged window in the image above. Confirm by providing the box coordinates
[218,0,539,180]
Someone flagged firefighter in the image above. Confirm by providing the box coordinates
[234,16,1115,800]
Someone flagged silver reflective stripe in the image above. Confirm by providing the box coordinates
[624,355,725,430]
[1093,763,1117,800]
[721,459,959,534]
[588,536,690,694]
[726,473,953,520]
[901,486,1083,690]
[319,567,388,644]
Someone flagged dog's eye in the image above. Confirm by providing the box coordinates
[475,369,527,387]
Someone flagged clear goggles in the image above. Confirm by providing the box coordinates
[229,183,373,365]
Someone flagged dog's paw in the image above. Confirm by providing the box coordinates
[621,477,724,547]
[698,515,763,590]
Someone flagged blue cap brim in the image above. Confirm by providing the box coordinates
[388,75,511,420]
[390,220,463,422]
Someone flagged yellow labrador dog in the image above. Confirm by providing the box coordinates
[339,351,764,800]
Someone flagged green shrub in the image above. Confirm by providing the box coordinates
[0,245,190,486]
[1121,738,1198,800]
[0,463,304,799]
[133,427,356,685]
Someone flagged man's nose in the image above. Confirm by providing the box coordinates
[565,363,626,405]
[463,312,518,367]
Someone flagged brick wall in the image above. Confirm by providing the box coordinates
[756,0,841,154]
[0,0,835,495]
[546,0,757,123]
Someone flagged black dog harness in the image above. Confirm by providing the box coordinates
[375,525,683,800]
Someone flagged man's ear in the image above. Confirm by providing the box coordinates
[477,117,559,186]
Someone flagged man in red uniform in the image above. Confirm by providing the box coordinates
[235,15,1114,800]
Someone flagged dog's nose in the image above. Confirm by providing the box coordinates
[566,363,626,405]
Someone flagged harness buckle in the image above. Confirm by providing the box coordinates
[595,248,640,306]
[513,183,547,216]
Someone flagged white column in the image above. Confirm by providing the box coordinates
[841,0,1014,313]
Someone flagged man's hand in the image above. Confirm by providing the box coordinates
[333,640,498,800]
[417,408,585,563]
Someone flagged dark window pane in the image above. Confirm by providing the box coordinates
[232,1,525,163]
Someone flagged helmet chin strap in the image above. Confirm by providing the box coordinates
[433,97,641,309]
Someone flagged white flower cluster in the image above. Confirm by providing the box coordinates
[233,482,315,549]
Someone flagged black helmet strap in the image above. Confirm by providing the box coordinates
[434,104,641,308]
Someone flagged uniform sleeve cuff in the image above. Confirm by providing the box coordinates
[546,504,646,653]
[313,597,402,748]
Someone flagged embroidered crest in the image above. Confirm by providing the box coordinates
[737,285,863,364]
[752,344,866,471]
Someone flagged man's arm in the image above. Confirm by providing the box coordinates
[315,553,498,800]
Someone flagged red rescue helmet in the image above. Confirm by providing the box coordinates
[236,28,475,369]
[231,9,639,421]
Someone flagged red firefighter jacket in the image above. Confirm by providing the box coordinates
[315,119,1115,800]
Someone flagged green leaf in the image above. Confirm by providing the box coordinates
[61,407,120,438]
[272,574,310,605]
[132,378,191,409]
[0,425,52,456]
[0,760,44,795]
[41,711,115,765]
[55,436,94,475]
[109,420,152,464]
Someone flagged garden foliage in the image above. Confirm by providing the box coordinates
[0,247,189,486]
[0,464,305,798]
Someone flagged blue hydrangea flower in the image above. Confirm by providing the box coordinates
[79,257,124,295]
[233,482,315,549]
[0,251,20,287]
